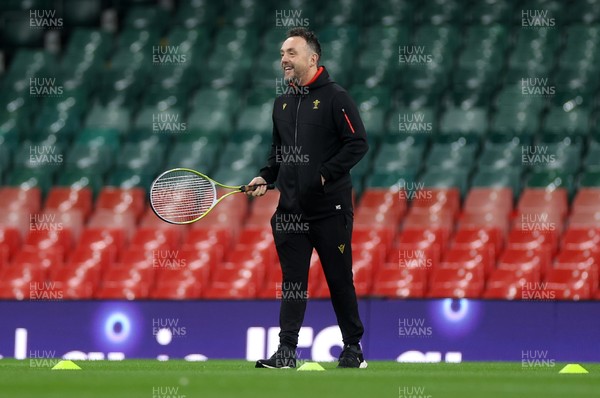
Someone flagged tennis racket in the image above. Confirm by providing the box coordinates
[150,168,275,224]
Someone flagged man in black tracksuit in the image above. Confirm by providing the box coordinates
[247,28,368,369]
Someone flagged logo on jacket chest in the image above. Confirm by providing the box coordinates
[312,99,320,109]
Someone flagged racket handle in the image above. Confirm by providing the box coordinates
[241,183,276,192]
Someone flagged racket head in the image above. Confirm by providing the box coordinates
[150,168,218,224]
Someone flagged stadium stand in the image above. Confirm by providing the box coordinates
[0,0,599,301]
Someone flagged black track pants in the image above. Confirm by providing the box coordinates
[271,211,364,348]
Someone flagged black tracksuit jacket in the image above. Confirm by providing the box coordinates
[259,66,369,220]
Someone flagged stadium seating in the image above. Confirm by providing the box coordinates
[0,0,599,301]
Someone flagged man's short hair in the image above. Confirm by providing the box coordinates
[287,27,321,61]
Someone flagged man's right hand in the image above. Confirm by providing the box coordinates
[245,176,268,197]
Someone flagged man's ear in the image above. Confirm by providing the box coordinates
[310,52,319,67]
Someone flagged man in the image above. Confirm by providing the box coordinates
[247,27,368,369]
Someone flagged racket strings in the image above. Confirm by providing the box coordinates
[150,171,217,223]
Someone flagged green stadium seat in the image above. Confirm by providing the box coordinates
[106,169,154,192]
[472,166,522,199]
[439,107,488,135]
[579,170,600,187]
[419,166,470,197]
[84,103,131,134]
[426,142,477,169]
[57,169,104,197]
[116,143,164,175]
[544,106,590,136]
[527,169,575,196]
[367,169,418,188]
[7,168,53,196]
[75,128,121,151]
[65,143,113,173]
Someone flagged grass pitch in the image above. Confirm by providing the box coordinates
[0,359,598,398]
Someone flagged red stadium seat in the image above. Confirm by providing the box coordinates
[0,266,47,299]
[77,228,126,263]
[11,247,62,271]
[352,226,395,258]
[0,187,41,213]
[463,188,513,217]
[150,281,202,299]
[0,227,21,260]
[518,188,568,218]
[544,268,593,300]
[428,268,484,298]
[568,212,600,228]
[506,229,558,255]
[0,209,32,238]
[409,188,460,218]
[23,229,73,260]
[49,266,98,299]
[96,187,146,218]
[457,210,510,235]
[553,249,599,293]
[572,188,600,215]
[440,247,493,278]
[399,227,449,256]
[95,285,150,300]
[497,248,549,280]
[513,210,564,235]
[402,211,454,231]
[390,243,439,271]
[483,268,539,300]
[44,187,93,220]
[359,188,407,215]
[130,227,181,251]
[561,228,600,253]
[372,264,428,298]
[185,226,231,253]
[88,210,137,240]
[452,227,503,259]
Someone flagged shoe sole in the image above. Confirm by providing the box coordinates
[256,363,294,369]
[337,361,368,369]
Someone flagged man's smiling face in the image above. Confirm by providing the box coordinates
[280,36,316,85]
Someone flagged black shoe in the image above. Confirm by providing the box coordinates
[337,344,368,368]
[255,344,297,369]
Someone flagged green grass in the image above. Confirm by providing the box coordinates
[0,360,598,398]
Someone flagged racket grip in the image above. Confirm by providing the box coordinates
[241,183,276,192]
